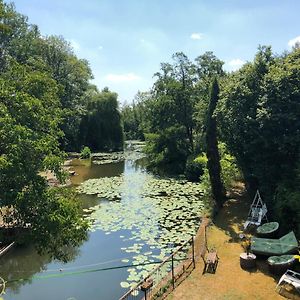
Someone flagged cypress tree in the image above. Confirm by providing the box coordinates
[206,77,226,211]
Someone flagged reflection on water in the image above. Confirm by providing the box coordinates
[0,158,144,300]
[0,245,51,294]
[70,159,125,185]
[1,230,134,300]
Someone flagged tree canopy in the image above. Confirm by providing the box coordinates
[124,46,300,234]
[0,1,124,259]
[218,46,300,233]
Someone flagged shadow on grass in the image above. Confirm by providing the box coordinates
[213,183,252,243]
[212,183,284,285]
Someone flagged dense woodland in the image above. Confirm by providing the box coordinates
[0,0,300,261]
[122,47,300,235]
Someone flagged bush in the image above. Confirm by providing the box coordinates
[185,154,207,181]
[274,183,300,236]
[144,126,190,174]
[80,146,91,159]
[219,143,242,189]
[198,143,241,197]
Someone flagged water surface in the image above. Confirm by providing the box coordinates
[0,154,204,300]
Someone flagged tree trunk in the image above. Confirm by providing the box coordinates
[206,78,226,210]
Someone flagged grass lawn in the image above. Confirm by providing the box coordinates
[167,183,285,300]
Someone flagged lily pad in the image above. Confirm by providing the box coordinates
[120,281,130,288]
[78,166,206,289]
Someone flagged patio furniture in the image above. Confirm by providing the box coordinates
[244,190,268,230]
[250,231,298,256]
[276,270,300,299]
[200,225,219,274]
[268,254,296,274]
[256,222,279,238]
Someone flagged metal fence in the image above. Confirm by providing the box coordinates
[119,236,195,300]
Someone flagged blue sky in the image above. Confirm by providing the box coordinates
[8,0,300,103]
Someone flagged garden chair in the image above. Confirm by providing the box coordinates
[244,190,268,230]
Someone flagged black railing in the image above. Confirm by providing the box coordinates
[119,236,195,300]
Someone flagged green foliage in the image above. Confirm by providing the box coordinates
[79,88,124,151]
[185,154,207,182]
[121,92,149,141]
[80,146,91,159]
[219,143,242,189]
[272,160,300,235]
[0,1,123,152]
[218,46,300,234]
[217,46,276,190]
[143,51,225,175]
[16,185,88,262]
[274,182,300,236]
[0,3,89,259]
[196,145,240,201]
[144,126,189,174]
[142,53,197,173]
[206,78,226,208]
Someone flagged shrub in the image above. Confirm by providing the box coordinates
[80,146,91,159]
[185,154,207,182]
[144,126,189,174]
[219,143,242,189]
[198,143,241,197]
[274,183,300,236]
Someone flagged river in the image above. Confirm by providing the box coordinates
[0,148,205,300]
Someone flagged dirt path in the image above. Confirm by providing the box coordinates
[167,183,284,300]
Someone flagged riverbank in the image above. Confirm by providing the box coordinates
[40,141,146,187]
[167,183,283,300]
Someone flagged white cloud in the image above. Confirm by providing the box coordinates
[69,39,80,51]
[288,36,300,48]
[190,33,204,40]
[225,58,245,72]
[104,73,141,83]
[98,45,103,50]
[227,58,245,67]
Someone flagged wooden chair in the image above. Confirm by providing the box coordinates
[200,224,219,274]
[201,247,219,274]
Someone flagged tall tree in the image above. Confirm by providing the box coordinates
[79,88,124,151]
[0,61,87,260]
[206,78,226,210]
[194,52,225,139]
[121,91,149,140]
[0,2,88,260]
[144,52,196,173]
[218,46,300,234]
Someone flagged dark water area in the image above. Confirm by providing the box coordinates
[70,159,125,185]
[0,150,204,300]
[1,229,131,300]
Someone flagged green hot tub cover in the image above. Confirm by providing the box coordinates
[268,255,295,266]
[257,222,279,236]
[251,231,298,256]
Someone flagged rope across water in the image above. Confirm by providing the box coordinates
[0,258,186,294]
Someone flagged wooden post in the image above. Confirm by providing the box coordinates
[171,255,175,289]
[141,278,153,300]
[192,237,195,268]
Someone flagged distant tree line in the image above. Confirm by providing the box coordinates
[122,47,300,234]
